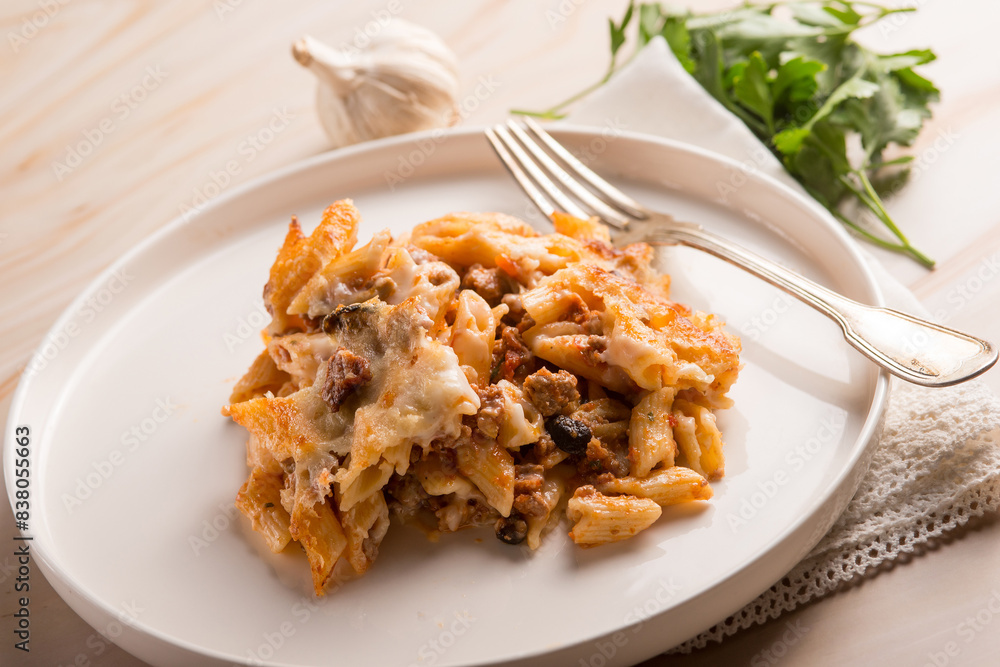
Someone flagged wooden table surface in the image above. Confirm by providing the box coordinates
[2,1,999,665]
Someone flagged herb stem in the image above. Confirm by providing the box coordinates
[694,1,913,22]
[514,52,630,119]
[856,168,909,242]
[837,174,935,268]
[832,211,906,252]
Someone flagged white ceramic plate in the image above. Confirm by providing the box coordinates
[4,127,888,667]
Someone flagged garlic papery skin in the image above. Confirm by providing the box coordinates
[293,21,460,148]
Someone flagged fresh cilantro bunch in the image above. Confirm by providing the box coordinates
[519,2,939,267]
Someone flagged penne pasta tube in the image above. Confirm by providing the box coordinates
[341,492,390,576]
[235,467,293,552]
[628,387,679,477]
[597,466,712,506]
[456,439,515,517]
[674,399,725,480]
[451,290,496,386]
[567,486,662,546]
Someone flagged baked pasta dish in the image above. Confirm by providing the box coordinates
[223,200,741,596]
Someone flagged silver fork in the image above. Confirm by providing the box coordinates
[486,118,997,388]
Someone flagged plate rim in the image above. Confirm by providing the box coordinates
[4,123,890,666]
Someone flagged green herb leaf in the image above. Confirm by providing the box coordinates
[713,11,821,63]
[773,126,812,155]
[660,16,696,74]
[775,72,878,154]
[732,52,775,133]
[784,120,851,207]
[609,1,634,58]
[790,4,847,28]
[772,56,825,105]
[689,28,728,105]
[517,1,940,267]
[782,35,851,95]
[876,48,936,72]
[822,4,863,26]
[895,66,939,95]
[638,3,663,45]
[809,75,880,132]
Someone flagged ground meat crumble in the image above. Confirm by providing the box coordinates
[523,368,581,417]
[320,347,372,412]
[461,264,512,307]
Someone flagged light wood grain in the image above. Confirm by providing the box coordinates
[1,1,998,666]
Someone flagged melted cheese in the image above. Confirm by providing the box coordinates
[323,298,479,510]
[495,379,542,449]
[381,248,460,323]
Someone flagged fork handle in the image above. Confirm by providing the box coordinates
[641,221,997,387]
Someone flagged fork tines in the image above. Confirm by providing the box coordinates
[485,118,649,230]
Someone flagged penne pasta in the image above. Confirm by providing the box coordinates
[551,211,612,244]
[235,467,292,552]
[340,491,390,576]
[567,486,662,546]
[225,200,740,595]
[674,398,725,480]
[289,229,392,318]
[451,290,496,386]
[228,349,290,404]
[290,497,347,596]
[265,200,360,334]
[597,466,713,506]
[628,387,679,476]
[456,439,515,518]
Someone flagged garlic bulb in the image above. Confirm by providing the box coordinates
[293,21,460,147]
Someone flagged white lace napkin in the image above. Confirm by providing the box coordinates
[564,37,1000,651]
